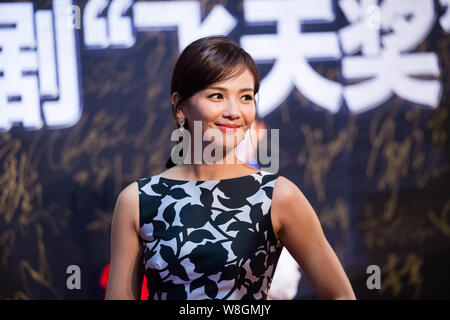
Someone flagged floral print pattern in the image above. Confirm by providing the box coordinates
[137,170,283,300]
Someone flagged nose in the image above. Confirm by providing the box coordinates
[222,98,241,119]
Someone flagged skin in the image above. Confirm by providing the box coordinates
[170,66,258,179]
[105,66,356,300]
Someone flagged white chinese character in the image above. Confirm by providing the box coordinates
[340,0,441,113]
[83,0,135,48]
[42,0,82,129]
[0,0,82,132]
[132,1,237,53]
[0,3,42,131]
[240,0,342,116]
[339,0,380,55]
[440,0,450,33]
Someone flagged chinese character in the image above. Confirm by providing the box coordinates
[241,0,342,116]
[0,0,82,132]
[340,0,441,113]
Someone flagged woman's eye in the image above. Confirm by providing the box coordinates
[209,93,253,101]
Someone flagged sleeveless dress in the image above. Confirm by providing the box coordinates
[137,170,284,300]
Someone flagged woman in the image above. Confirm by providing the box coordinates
[105,35,356,300]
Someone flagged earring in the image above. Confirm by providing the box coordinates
[177,117,185,139]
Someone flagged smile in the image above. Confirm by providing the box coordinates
[216,125,239,132]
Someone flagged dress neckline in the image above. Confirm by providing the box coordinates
[155,170,262,182]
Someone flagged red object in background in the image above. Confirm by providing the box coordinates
[99,264,148,299]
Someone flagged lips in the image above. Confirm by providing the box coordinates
[216,123,240,128]
[216,123,240,132]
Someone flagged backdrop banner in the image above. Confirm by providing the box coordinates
[0,0,449,299]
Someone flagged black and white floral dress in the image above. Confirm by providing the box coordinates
[137,170,284,300]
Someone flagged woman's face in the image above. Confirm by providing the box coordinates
[175,67,257,155]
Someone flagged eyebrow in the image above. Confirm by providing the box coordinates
[207,86,254,93]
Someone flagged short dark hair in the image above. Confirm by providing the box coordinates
[166,35,261,168]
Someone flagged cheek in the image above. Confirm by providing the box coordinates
[242,106,256,128]
[190,100,219,123]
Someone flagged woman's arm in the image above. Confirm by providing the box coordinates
[271,176,356,300]
[105,182,144,300]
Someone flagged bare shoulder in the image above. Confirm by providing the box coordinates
[114,181,140,234]
[272,175,306,204]
[271,175,313,241]
[116,181,139,206]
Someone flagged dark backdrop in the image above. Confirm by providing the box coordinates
[0,0,449,299]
